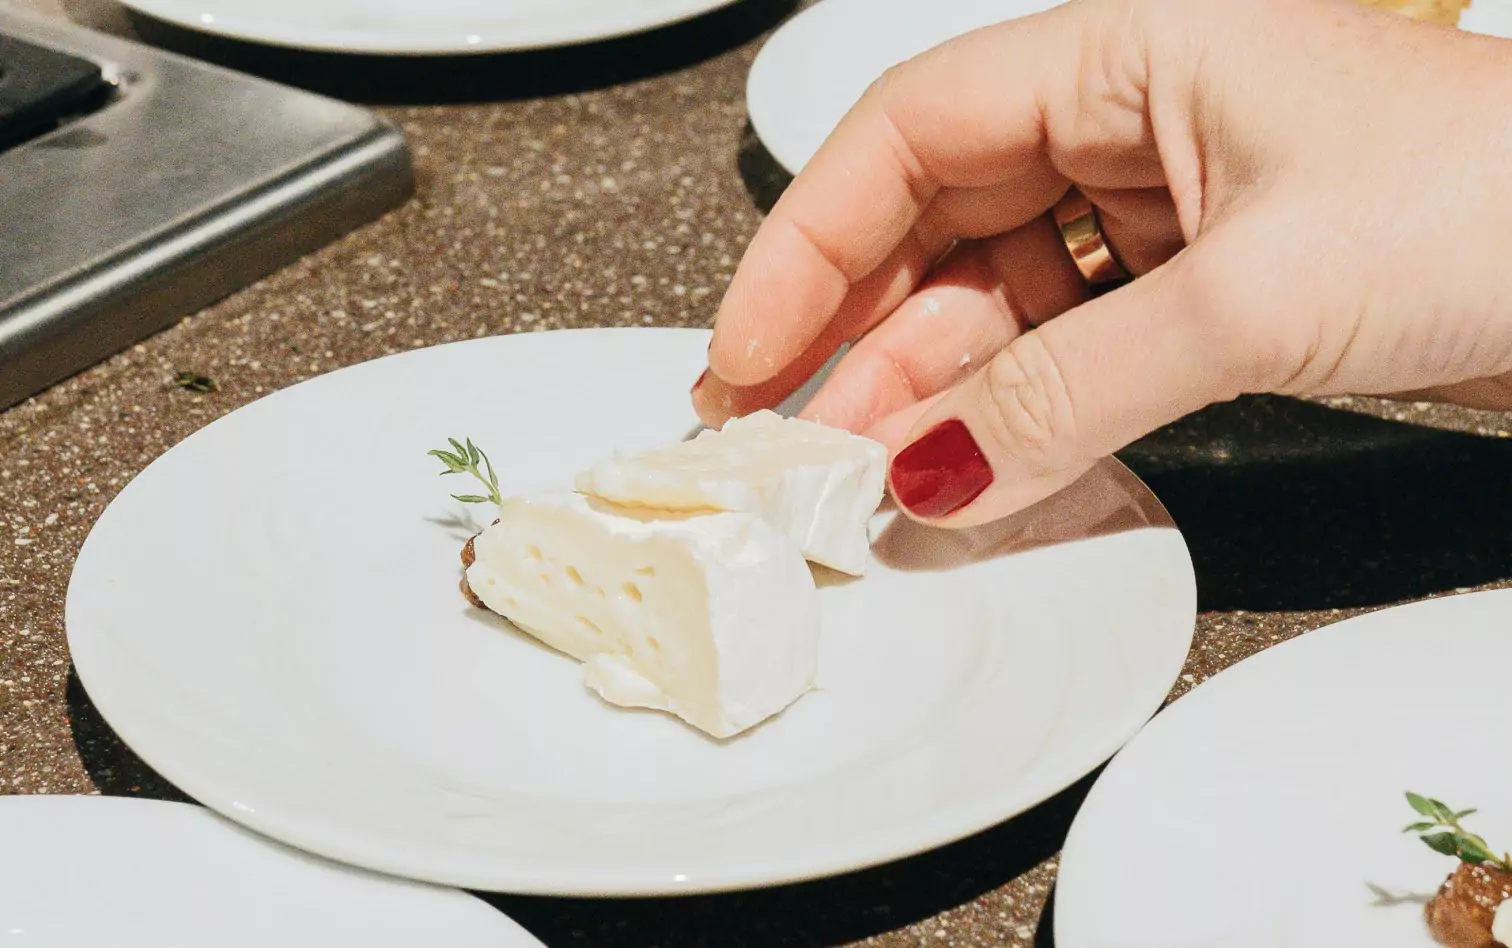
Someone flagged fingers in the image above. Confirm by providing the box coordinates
[698,181,1187,430]
[798,215,1091,432]
[863,392,948,452]
[1080,186,1187,276]
[887,251,1248,527]
[694,174,1078,425]
[795,244,1021,433]
[697,184,1188,430]
[692,228,953,428]
[708,0,1161,389]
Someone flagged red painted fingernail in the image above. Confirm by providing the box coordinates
[889,419,994,519]
[691,368,708,394]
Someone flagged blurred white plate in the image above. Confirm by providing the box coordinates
[1055,588,1512,948]
[1460,0,1512,37]
[114,0,741,54]
[749,0,1512,175]
[0,795,541,946]
[67,327,1195,895]
[747,0,1063,174]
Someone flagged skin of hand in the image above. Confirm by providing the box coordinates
[691,0,1512,526]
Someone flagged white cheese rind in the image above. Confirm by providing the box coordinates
[1493,898,1512,946]
[574,409,887,576]
[465,490,820,738]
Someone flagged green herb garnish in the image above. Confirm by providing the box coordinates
[1404,792,1512,871]
[427,437,502,505]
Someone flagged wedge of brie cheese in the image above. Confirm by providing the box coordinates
[464,490,820,739]
[574,410,887,576]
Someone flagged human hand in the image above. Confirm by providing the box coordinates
[692,0,1512,526]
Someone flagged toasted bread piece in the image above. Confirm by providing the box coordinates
[1356,0,1471,27]
[459,534,485,607]
[1425,863,1512,948]
[457,517,500,609]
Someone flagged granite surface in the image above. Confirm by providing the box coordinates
[3,1,1512,945]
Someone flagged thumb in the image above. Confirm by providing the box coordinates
[886,253,1258,526]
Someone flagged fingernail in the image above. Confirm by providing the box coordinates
[889,419,994,519]
[690,368,708,394]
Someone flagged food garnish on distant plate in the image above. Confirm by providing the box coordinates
[1405,792,1512,947]
[430,410,887,739]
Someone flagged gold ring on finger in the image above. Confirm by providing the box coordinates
[1052,189,1131,287]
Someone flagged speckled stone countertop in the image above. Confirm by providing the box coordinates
[4,1,1512,945]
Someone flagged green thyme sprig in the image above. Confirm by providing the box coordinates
[427,437,502,505]
[1404,792,1512,871]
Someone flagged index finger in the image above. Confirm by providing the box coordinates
[709,0,1135,387]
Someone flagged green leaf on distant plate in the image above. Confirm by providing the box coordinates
[1407,792,1437,818]
[1458,837,1494,864]
[1423,832,1461,857]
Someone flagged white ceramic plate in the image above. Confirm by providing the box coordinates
[113,0,741,54]
[1055,588,1512,948]
[1461,0,1512,36]
[0,795,541,946]
[748,0,1512,175]
[747,0,1064,174]
[67,327,1195,895]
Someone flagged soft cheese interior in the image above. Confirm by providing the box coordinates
[574,409,887,576]
[465,490,820,739]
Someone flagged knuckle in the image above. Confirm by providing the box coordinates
[859,34,958,109]
[981,334,1079,471]
[860,61,908,105]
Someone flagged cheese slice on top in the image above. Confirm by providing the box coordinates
[574,409,887,576]
[464,490,820,739]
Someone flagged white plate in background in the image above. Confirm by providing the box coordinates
[114,0,741,54]
[1055,588,1512,947]
[747,0,1063,174]
[0,795,541,946]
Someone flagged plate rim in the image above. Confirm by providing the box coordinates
[66,327,1198,896]
[746,0,1045,175]
[113,0,744,55]
[746,0,877,175]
